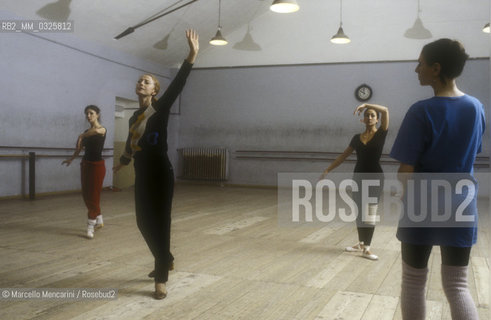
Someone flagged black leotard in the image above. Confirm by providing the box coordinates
[349,129,387,173]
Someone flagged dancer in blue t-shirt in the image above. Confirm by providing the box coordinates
[390,39,485,320]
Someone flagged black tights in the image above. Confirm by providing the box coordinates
[401,242,472,269]
[134,155,174,283]
[357,226,375,246]
[353,174,383,247]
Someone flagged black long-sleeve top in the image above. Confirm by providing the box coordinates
[120,60,193,165]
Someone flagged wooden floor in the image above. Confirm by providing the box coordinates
[0,184,489,320]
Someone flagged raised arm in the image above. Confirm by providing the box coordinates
[320,146,354,179]
[185,29,199,64]
[354,103,389,131]
[154,29,199,113]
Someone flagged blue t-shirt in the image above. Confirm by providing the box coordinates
[391,95,485,173]
[390,95,485,246]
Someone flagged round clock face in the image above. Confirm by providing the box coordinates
[355,84,372,101]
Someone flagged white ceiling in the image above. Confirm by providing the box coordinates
[3,0,490,68]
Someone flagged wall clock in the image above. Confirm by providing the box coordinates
[355,84,372,102]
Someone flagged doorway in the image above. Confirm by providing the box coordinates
[112,97,138,189]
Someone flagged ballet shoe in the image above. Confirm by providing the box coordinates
[362,248,379,261]
[345,242,364,252]
[153,283,167,300]
[95,215,104,230]
[87,219,96,239]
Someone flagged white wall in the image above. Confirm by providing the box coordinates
[1,5,489,195]
[179,59,490,186]
[0,11,177,197]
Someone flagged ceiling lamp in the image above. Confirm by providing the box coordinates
[233,26,262,51]
[36,0,72,21]
[153,34,170,50]
[404,0,432,39]
[483,23,490,33]
[210,0,228,46]
[404,17,432,39]
[331,0,350,44]
[270,0,299,14]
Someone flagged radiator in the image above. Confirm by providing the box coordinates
[177,148,229,181]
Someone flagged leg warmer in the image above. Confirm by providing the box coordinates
[401,261,428,320]
[441,264,479,320]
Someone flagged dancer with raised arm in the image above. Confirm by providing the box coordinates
[113,29,199,300]
[321,103,389,260]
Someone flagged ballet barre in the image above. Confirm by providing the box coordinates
[233,149,490,168]
[0,146,113,200]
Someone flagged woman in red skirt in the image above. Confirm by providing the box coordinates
[63,105,106,239]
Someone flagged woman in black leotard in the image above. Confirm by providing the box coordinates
[321,103,389,260]
[62,105,107,239]
[113,29,199,300]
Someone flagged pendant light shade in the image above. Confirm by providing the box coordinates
[483,23,490,33]
[404,17,432,39]
[270,0,299,13]
[331,0,350,44]
[36,0,72,21]
[404,0,432,39]
[233,26,262,51]
[331,26,350,44]
[210,0,227,46]
[210,28,228,46]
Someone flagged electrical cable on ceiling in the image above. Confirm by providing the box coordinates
[114,0,199,40]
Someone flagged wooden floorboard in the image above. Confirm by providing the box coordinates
[0,183,489,320]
